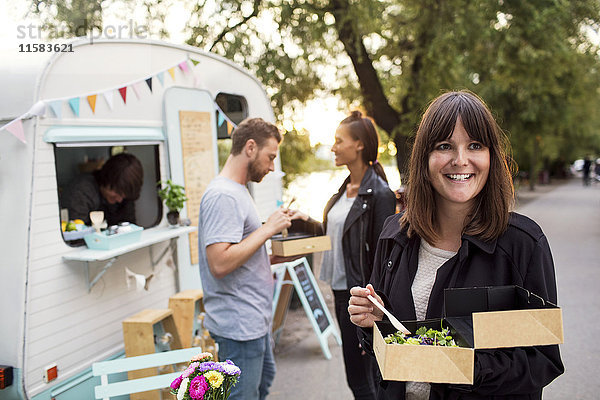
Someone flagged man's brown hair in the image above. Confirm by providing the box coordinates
[94,153,144,200]
[401,90,515,243]
[230,117,282,155]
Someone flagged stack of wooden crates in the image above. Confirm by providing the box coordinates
[122,289,217,400]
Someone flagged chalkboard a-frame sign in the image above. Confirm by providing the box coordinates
[272,257,341,359]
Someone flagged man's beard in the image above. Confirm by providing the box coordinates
[248,158,267,183]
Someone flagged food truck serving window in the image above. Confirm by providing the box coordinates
[53,141,162,247]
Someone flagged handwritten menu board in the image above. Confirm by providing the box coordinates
[179,111,215,265]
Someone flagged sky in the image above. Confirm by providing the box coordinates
[0,0,346,146]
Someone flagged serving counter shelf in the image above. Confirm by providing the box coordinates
[63,225,197,292]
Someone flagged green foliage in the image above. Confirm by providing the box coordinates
[217,139,232,171]
[32,0,600,180]
[279,129,330,187]
[157,180,188,212]
[30,0,103,37]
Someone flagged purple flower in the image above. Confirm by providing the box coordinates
[170,375,183,390]
[219,362,241,376]
[189,375,209,400]
[197,361,226,373]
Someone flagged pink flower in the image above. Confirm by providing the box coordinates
[170,375,183,390]
[191,352,213,363]
[181,362,199,378]
[189,375,209,399]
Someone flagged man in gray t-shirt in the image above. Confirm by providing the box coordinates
[198,118,300,400]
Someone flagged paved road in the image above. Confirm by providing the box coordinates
[526,180,600,400]
[270,179,600,399]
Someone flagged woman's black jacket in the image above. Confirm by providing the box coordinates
[358,212,564,400]
[323,166,396,289]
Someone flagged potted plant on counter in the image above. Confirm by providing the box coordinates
[157,180,188,226]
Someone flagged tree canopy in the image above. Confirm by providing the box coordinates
[31,0,600,181]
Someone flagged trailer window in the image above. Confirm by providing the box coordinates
[54,144,162,247]
[215,93,248,139]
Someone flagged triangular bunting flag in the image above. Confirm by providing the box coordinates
[4,119,26,143]
[49,100,62,118]
[68,97,80,116]
[118,87,127,104]
[145,77,153,92]
[190,59,200,66]
[226,121,233,136]
[168,67,175,81]
[132,81,144,100]
[102,91,114,110]
[178,61,190,73]
[157,72,165,86]
[87,95,97,113]
[218,112,225,127]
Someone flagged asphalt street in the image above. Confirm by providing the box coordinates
[269,178,600,399]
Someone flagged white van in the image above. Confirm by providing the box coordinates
[0,38,283,400]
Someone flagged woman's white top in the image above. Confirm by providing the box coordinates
[406,240,457,400]
[319,190,355,290]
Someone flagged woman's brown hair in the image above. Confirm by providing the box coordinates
[339,111,388,182]
[400,90,515,243]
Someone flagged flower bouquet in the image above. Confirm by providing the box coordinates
[170,352,241,400]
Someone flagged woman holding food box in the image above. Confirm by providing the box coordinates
[348,91,563,399]
[321,111,396,399]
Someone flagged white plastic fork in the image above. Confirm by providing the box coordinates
[367,294,411,334]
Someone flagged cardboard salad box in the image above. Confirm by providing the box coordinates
[374,319,475,384]
[271,219,331,257]
[373,285,563,384]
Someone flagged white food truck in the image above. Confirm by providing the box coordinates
[0,38,283,399]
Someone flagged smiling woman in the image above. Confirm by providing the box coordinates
[348,90,563,400]
[428,117,490,211]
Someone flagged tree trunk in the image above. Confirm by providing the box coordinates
[329,0,409,175]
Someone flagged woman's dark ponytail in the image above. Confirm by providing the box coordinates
[340,111,388,183]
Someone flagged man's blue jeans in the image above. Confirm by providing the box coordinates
[210,332,276,400]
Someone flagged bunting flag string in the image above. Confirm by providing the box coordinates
[157,71,165,86]
[132,81,145,100]
[49,101,62,118]
[4,119,26,143]
[68,98,80,117]
[145,77,153,92]
[178,60,190,73]
[118,87,127,104]
[214,103,239,133]
[87,95,97,113]
[102,91,114,110]
[0,56,231,144]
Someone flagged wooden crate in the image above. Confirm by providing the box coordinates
[169,289,218,360]
[122,309,183,400]
[168,289,204,348]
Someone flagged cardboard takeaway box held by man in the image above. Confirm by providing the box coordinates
[271,218,331,257]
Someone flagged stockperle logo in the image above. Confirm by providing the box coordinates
[16,19,148,44]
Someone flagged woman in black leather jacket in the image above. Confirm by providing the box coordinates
[348,91,563,400]
[321,111,396,399]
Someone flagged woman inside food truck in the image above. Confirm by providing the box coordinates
[348,90,563,399]
[63,152,144,226]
